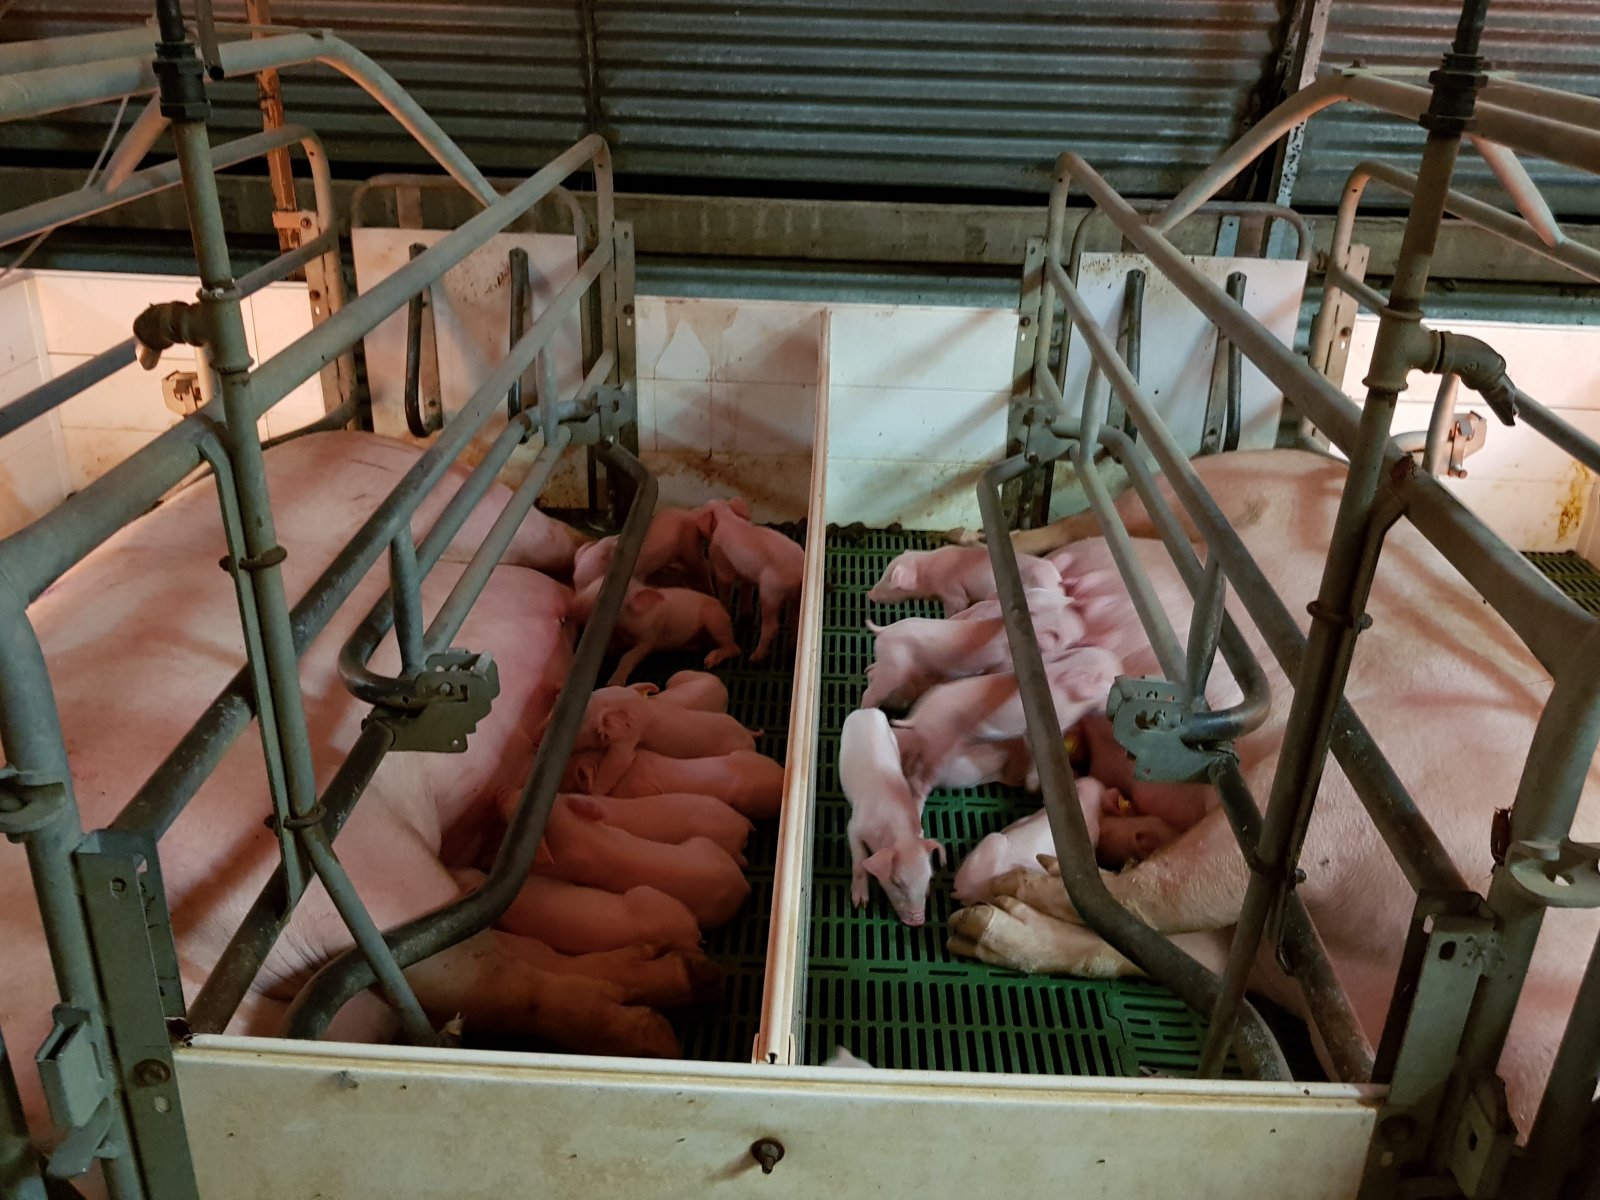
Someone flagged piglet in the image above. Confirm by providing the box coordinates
[634,502,728,589]
[899,733,1037,795]
[653,669,729,713]
[893,646,1121,797]
[840,708,944,927]
[951,778,1113,905]
[945,587,1077,625]
[550,792,755,863]
[493,876,703,955]
[573,686,758,793]
[703,498,805,662]
[572,535,619,593]
[862,604,1085,709]
[1072,712,1215,835]
[563,747,785,820]
[535,796,751,928]
[867,545,1063,616]
[572,579,740,686]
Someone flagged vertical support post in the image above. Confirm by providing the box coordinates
[0,1027,47,1200]
[1422,374,1461,476]
[1006,238,1049,527]
[1195,0,1490,1090]
[1265,0,1334,258]
[507,247,531,417]
[244,0,298,254]
[387,532,425,675]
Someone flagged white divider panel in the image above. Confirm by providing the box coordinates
[1061,252,1308,458]
[1340,315,1600,557]
[178,1037,1380,1200]
[754,311,830,1065]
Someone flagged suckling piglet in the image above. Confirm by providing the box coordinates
[945,586,1077,625]
[702,498,805,663]
[563,747,785,820]
[652,669,729,713]
[952,778,1114,905]
[867,545,1063,616]
[893,646,1121,797]
[573,685,757,792]
[572,535,619,593]
[550,792,755,863]
[534,796,751,927]
[862,604,1085,709]
[897,734,1037,795]
[571,578,740,686]
[840,708,944,927]
[492,876,703,955]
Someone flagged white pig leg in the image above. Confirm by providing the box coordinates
[849,832,872,907]
[702,606,742,669]
[751,579,784,663]
[608,642,654,686]
[986,807,1251,935]
[948,896,1234,978]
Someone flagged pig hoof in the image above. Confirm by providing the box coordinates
[850,881,869,908]
[991,867,1078,921]
[943,526,983,546]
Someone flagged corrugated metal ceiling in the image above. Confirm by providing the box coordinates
[5,0,1277,198]
[1297,0,1600,216]
[4,1,1599,217]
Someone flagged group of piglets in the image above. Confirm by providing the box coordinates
[841,544,1201,928]
[568,496,804,684]
[478,671,786,1026]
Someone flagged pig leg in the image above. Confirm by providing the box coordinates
[984,807,1251,935]
[849,832,872,907]
[948,897,1233,979]
[608,642,655,687]
[708,542,739,608]
[702,606,742,670]
[751,578,784,664]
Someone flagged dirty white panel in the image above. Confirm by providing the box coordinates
[0,276,70,533]
[179,1038,1379,1200]
[1062,253,1307,460]
[823,304,1017,529]
[635,296,822,522]
[1341,317,1600,554]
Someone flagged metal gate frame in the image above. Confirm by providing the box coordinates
[0,9,642,1198]
[993,5,1600,1198]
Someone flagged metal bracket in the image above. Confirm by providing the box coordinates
[73,833,198,1197]
[364,649,501,753]
[1446,1077,1515,1198]
[0,770,70,840]
[402,241,444,438]
[1445,411,1487,478]
[1359,905,1503,1200]
[1005,237,1052,527]
[1504,837,1600,908]
[161,370,203,417]
[1106,677,1227,783]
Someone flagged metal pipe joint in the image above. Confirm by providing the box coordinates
[1430,331,1519,425]
[133,300,212,370]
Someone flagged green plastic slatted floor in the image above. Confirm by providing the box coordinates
[802,528,1225,1076]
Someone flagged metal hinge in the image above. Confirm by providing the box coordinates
[1106,676,1228,783]
[1503,837,1600,908]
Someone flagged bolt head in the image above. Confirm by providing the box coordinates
[135,1059,172,1087]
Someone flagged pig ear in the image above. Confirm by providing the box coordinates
[888,562,912,590]
[862,848,897,884]
[726,495,752,520]
[1132,829,1167,860]
[630,682,659,697]
[922,839,946,867]
[565,795,606,822]
[628,587,666,615]
[598,708,638,742]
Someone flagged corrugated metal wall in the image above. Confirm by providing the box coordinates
[7,0,1278,197]
[1297,0,1600,215]
[5,1,1600,212]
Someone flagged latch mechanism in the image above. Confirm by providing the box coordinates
[364,650,500,754]
[1106,677,1227,784]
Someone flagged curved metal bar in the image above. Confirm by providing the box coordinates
[1468,137,1562,249]
[0,123,325,251]
[99,96,169,193]
[281,441,657,1041]
[975,456,1290,1082]
[0,31,496,205]
[348,172,591,246]
[1156,70,1600,235]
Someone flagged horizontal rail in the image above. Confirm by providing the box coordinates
[282,441,657,1039]
[0,229,334,444]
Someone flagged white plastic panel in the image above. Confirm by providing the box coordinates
[1340,316,1600,556]
[0,276,69,536]
[178,1037,1380,1200]
[1062,252,1307,458]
